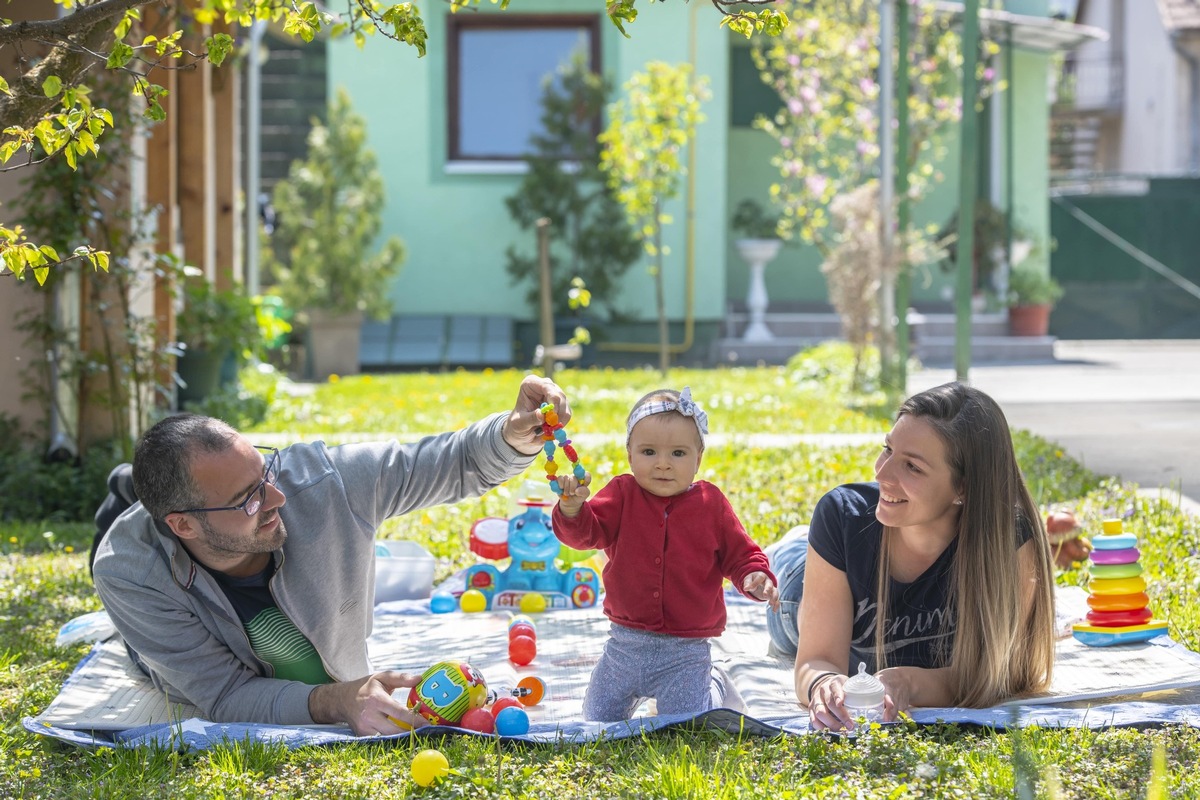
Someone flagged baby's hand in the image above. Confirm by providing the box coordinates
[743,571,780,611]
[555,473,592,517]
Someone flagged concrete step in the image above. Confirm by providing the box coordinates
[714,311,1056,366]
[914,335,1057,366]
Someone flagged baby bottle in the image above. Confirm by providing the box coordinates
[842,662,886,724]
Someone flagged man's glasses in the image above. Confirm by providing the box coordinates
[171,446,280,518]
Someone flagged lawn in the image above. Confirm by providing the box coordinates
[2,364,1199,798]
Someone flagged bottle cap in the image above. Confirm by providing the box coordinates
[841,662,885,708]
[1101,519,1123,535]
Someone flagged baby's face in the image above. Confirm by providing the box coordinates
[626,413,703,498]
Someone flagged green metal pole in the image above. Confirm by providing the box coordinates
[1005,25,1015,278]
[895,0,911,392]
[954,0,982,382]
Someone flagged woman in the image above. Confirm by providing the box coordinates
[766,382,1056,730]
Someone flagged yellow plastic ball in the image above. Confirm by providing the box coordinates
[411,748,450,787]
[520,592,547,614]
[460,589,487,613]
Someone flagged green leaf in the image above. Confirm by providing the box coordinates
[106,42,135,69]
[38,244,60,261]
[206,33,235,67]
[0,76,9,96]
[42,75,62,98]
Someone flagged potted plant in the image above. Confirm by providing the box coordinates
[175,269,262,404]
[1005,263,1064,337]
[730,199,783,341]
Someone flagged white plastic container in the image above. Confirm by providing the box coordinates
[373,540,436,604]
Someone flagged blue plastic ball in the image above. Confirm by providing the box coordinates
[430,593,457,614]
[494,706,530,736]
[573,464,586,479]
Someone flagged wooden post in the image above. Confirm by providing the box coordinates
[536,217,554,382]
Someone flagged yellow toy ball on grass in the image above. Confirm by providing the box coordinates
[460,589,487,613]
[519,592,547,614]
[411,748,450,787]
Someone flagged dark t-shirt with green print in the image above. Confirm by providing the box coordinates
[210,561,332,685]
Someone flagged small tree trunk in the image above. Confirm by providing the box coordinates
[653,213,669,376]
[536,218,555,383]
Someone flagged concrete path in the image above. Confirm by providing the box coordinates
[907,340,1200,510]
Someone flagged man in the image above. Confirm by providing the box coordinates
[92,375,569,735]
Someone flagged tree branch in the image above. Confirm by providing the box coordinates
[710,0,780,15]
[0,0,150,48]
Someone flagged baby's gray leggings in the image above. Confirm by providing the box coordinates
[582,623,745,722]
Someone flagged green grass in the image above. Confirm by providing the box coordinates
[3,365,1199,798]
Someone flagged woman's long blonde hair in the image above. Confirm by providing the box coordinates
[873,382,1056,707]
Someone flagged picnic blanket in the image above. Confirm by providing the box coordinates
[25,587,1200,750]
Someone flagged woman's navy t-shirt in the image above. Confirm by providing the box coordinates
[808,482,1031,674]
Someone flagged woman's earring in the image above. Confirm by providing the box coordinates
[953,498,964,506]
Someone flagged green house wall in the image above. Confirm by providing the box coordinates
[328,2,1055,326]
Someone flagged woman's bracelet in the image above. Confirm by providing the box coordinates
[806,671,839,706]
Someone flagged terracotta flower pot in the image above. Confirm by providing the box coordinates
[1008,303,1052,337]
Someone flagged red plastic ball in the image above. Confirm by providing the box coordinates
[508,622,536,641]
[490,696,522,715]
[458,707,496,734]
[508,634,537,666]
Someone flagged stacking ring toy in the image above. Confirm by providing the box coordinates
[1090,547,1140,565]
[1088,576,1147,595]
[539,403,586,495]
[1087,591,1149,612]
[1086,607,1153,627]
[1072,621,1168,647]
[1091,533,1137,550]
[1089,562,1143,580]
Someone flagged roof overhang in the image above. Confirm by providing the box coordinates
[934,1,1109,52]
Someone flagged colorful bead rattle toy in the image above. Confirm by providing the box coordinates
[539,402,586,495]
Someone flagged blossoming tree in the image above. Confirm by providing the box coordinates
[753,0,997,385]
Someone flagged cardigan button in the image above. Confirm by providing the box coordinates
[653,591,661,598]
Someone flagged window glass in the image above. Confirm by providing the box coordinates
[450,17,598,161]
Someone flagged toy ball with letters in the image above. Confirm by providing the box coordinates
[406,661,489,725]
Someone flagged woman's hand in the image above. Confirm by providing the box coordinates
[807,673,854,731]
[874,667,914,722]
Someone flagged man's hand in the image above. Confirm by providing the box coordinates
[308,670,427,736]
[502,375,571,455]
[555,473,591,518]
[742,571,780,611]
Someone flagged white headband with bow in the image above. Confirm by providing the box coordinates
[625,386,709,446]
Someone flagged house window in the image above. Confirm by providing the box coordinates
[447,14,601,163]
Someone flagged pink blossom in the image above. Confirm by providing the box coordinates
[859,78,877,95]
[783,159,802,177]
[787,54,800,67]
[780,136,792,149]
[806,174,828,196]
[983,67,995,81]
[800,85,817,102]
[787,98,804,115]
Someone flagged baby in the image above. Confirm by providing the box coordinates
[553,386,779,721]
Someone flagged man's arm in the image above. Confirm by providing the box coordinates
[93,573,317,724]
